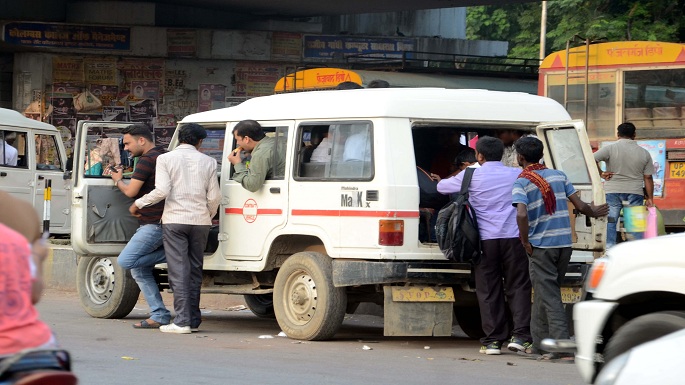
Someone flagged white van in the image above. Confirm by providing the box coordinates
[0,108,71,235]
[71,88,607,340]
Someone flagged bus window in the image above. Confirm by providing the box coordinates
[624,69,685,132]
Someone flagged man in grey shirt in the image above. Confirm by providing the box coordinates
[593,122,654,248]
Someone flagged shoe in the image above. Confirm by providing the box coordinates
[160,323,191,334]
[507,337,533,353]
[479,342,501,355]
[190,327,199,332]
[132,319,168,329]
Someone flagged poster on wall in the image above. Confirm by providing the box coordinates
[198,84,226,112]
[89,85,119,108]
[52,83,82,96]
[50,95,75,120]
[271,32,302,61]
[154,127,175,147]
[131,80,160,100]
[167,29,197,58]
[233,62,283,97]
[84,57,117,85]
[103,106,127,121]
[128,99,157,124]
[52,57,84,82]
[163,70,187,96]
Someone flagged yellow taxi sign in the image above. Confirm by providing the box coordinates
[274,68,362,93]
[391,286,455,302]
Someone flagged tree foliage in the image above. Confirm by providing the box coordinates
[466,0,685,58]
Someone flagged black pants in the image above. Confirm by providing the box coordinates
[476,238,532,345]
[162,223,210,328]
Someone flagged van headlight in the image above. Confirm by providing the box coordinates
[585,257,609,293]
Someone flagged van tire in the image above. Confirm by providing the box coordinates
[454,306,485,339]
[77,256,140,319]
[273,252,347,341]
[244,294,276,318]
[604,311,685,365]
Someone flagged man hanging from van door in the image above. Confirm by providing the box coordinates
[437,136,532,356]
[513,136,608,360]
[228,120,284,192]
[110,123,171,329]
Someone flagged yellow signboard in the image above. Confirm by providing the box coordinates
[541,41,685,70]
[669,162,685,179]
[274,68,362,93]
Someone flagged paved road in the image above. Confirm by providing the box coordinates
[37,289,585,385]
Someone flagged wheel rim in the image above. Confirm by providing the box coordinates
[85,257,116,305]
[283,269,318,325]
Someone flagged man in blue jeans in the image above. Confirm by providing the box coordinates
[110,124,170,328]
[593,122,654,248]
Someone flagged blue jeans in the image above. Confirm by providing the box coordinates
[606,193,645,249]
[118,224,170,324]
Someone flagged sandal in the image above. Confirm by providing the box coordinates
[132,319,166,329]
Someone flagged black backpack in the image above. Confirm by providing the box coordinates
[435,167,482,264]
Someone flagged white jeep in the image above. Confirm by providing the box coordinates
[71,88,606,340]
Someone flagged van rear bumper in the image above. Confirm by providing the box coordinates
[332,260,472,287]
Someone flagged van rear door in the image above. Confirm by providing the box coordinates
[536,120,607,252]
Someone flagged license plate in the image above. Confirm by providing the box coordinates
[531,287,583,304]
[391,286,455,302]
[669,162,685,179]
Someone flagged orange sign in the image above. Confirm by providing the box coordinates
[541,41,685,70]
[274,68,362,93]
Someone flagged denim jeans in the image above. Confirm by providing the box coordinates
[118,224,170,324]
[606,193,645,249]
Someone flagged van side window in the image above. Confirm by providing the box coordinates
[35,134,63,171]
[0,131,27,168]
[230,126,288,181]
[295,122,373,180]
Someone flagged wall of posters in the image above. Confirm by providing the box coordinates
[198,84,226,112]
[233,62,283,97]
[167,29,197,58]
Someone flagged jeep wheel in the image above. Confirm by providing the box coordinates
[244,293,276,318]
[273,252,347,341]
[77,256,140,319]
[604,311,685,366]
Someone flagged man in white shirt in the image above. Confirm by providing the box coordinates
[342,125,371,162]
[1,132,18,166]
[133,123,221,334]
[310,128,332,163]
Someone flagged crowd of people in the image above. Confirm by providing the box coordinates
[430,121,656,361]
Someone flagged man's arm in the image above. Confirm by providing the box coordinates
[436,173,464,195]
[568,194,609,218]
[207,164,221,217]
[643,174,654,207]
[111,169,145,198]
[516,203,532,255]
[232,150,270,193]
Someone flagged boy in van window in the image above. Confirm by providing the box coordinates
[1,131,18,166]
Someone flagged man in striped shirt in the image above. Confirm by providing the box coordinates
[512,136,608,359]
[134,123,221,334]
[111,123,170,329]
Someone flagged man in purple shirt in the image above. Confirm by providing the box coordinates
[437,136,531,355]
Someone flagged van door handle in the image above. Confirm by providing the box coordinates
[270,187,280,194]
[0,172,6,177]
[37,175,45,180]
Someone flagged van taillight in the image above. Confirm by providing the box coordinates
[379,220,404,246]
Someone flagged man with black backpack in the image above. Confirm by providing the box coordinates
[437,136,532,356]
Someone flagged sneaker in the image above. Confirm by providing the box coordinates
[190,327,199,332]
[507,337,533,353]
[160,323,191,334]
[479,342,501,355]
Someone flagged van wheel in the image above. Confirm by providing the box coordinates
[604,311,685,366]
[244,294,276,318]
[273,252,347,341]
[77,256,140,319]
[454,306,485,339]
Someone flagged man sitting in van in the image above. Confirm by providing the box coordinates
[1,131,18,166]
[228,120,284,192]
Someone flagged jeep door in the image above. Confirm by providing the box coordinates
[71,121,137,256]
[221,121,292,260]
[537,120,607,252]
